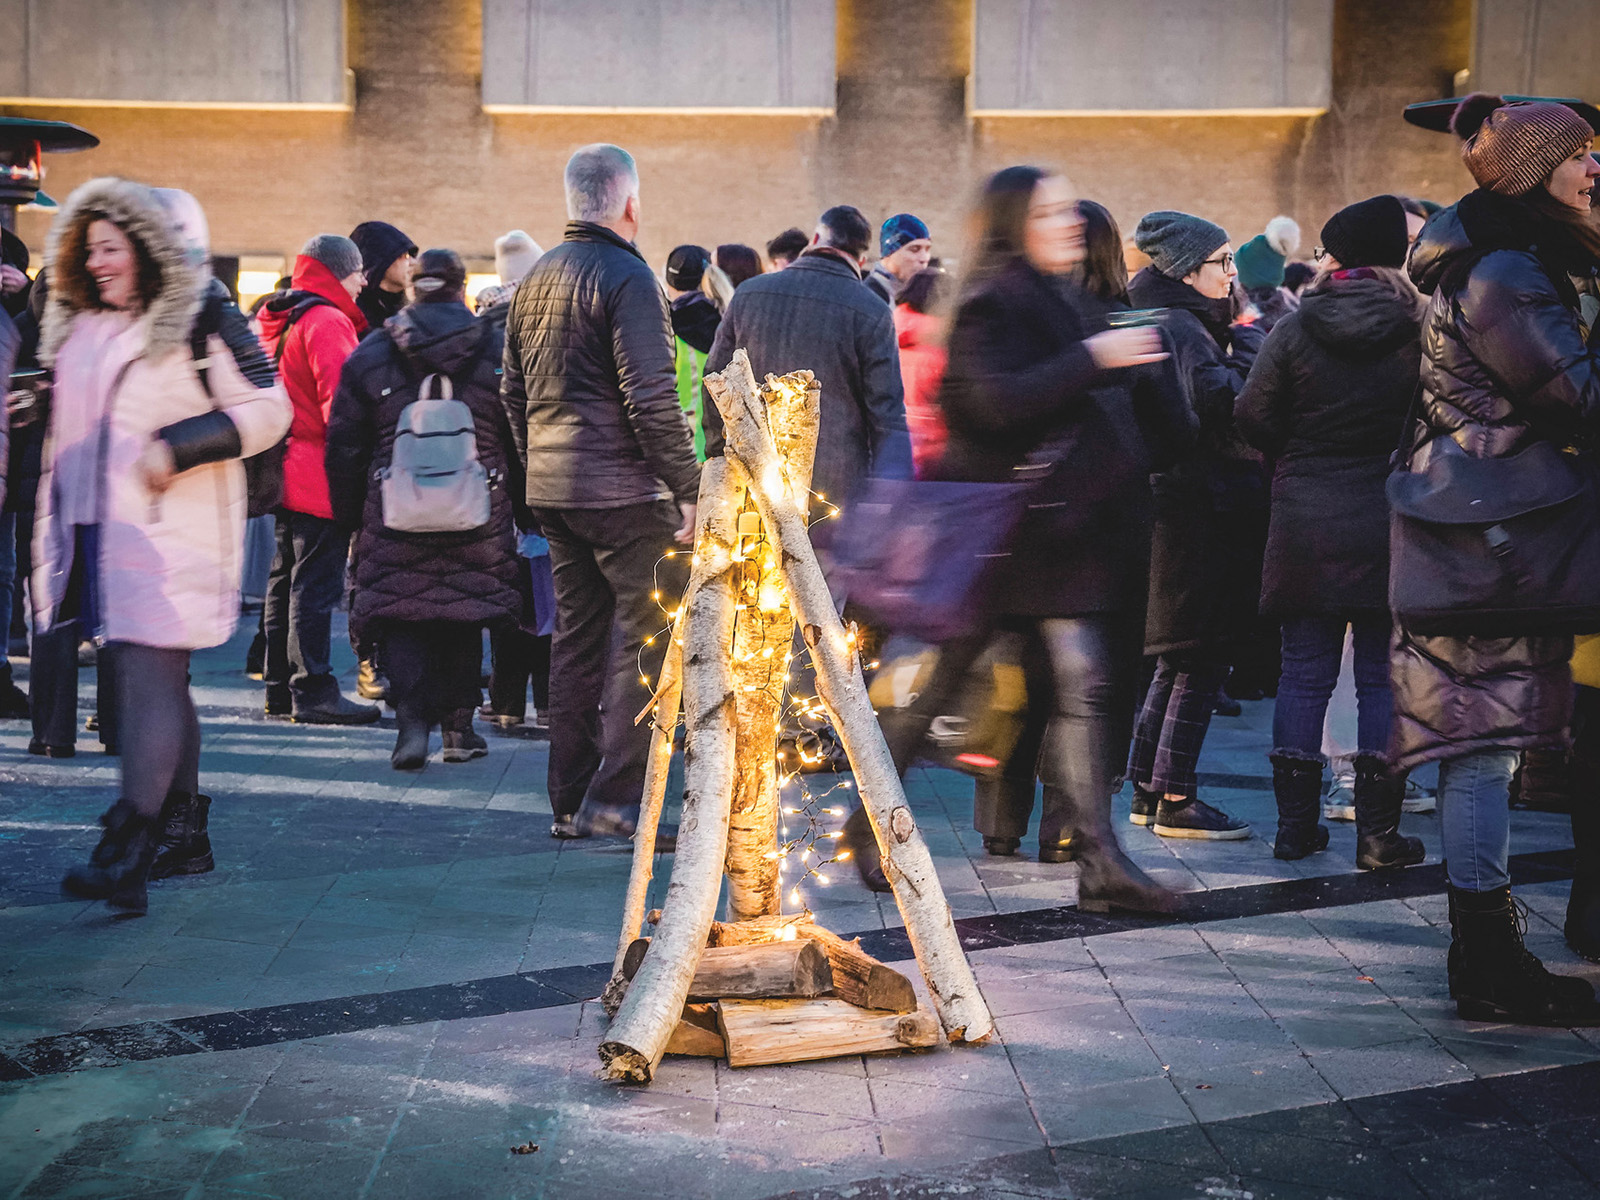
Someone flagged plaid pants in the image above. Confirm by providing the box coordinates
[1126,652,1230,797]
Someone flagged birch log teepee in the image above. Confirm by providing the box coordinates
[703,350,995,1045]
[599,457,744,1082]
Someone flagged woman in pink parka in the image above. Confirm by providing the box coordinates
[41,178,290,914]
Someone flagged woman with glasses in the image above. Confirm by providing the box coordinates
[1124,212,1264,842]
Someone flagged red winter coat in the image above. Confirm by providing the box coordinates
[894,304,947,477]
[256,256,368,519]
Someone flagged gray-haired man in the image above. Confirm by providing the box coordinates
[501,143,700,843]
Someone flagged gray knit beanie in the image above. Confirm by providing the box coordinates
[1134,210,1230,280]
[299,234,363,281]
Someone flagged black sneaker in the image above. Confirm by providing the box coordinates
[1129,785,1160,827]
[1153,797,1251,840]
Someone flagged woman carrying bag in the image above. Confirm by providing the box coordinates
[1392,94,1600,1024]
[873,166,1181,914]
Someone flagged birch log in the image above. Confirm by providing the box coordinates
[725,372,821,921]
[599,457,744,1082]
[704,350,994,1044]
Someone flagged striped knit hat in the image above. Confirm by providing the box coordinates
[1452,93,1595,196]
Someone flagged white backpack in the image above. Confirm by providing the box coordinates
[379,373,491,533]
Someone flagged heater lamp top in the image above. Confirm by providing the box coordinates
[1403,96,1600,135]
[0,116,99,154]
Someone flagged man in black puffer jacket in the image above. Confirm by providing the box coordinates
[502,143,700,842]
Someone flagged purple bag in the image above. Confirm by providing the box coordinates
[830,477,1034,643]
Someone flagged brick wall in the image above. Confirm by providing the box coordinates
[6,0,1479,274]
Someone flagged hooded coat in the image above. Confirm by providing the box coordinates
[325,300,522,633]
[34,178,290,649]
[350,221,417,334]
[1389,190,1600,770]
[1127,267,1266,655]
[256,255,369,520]
[1235,269,1423,618]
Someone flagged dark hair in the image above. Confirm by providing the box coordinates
[1075,199,1129,304]
[962,165,1049,291]
[1515,184,1600,262]
[766,227,808,263]
[1282,261,1316,294]
[715,243,762,289]
[897,267,946,315]
[816,206,872,258]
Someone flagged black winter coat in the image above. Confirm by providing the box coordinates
[1128,268,1265,655]
[1236,270,1422,619]
[501,222,700,511]
[703,249,912,514]
[1390,190,1600,770]
[327,301,522,633]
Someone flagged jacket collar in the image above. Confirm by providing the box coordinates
[563,221,646,263]
[796,246,865,280]
[286,255,368,329]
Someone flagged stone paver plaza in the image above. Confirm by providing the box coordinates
[2,622,1597,1199]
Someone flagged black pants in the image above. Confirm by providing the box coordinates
[30,622,118,751]
[488,627,551,718]
[383,621,483,734]
[534,500,680,821]
[884,616,1140,847]
[263,509,348,705]
[112,643,200,818]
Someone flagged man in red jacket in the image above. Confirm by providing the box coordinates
[255,235,381,724]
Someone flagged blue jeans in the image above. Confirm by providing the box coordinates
[1273,616,1392,759]
[1437,749,1518,891]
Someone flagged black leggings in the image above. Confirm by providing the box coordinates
[112,642,200,819]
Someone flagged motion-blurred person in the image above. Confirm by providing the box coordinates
[502,144,700,841]
[766,227,808,270]
[255,235,380,725]
[51,180,290,913]
[327,250,522,770]
[865,213,933,305]
[893,267,948,477]
[1236,196,1426,869]
[877,167,1179,912]
[1124,210,1263,842]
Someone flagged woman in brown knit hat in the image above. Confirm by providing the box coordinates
[1394,93,1600,1026]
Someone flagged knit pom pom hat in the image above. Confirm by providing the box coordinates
[1234,216,1301,289]
[1452,92,1594,196]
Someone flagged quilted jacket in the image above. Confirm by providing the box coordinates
[500,222,699,510]
[1389,189,1600,770]
[326,300,522,633]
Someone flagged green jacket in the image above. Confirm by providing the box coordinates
[675,336,708,461]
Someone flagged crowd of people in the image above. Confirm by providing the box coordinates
[1,90,1597,1030]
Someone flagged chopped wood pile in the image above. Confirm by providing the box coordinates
[597,353,993,1083]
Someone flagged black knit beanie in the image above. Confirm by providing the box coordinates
[349,220,418,289]
[1319,195,1409,269]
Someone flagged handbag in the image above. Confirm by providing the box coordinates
[1388,427,1600,637]
[829,470,1043,644]
[867,633,1028,779]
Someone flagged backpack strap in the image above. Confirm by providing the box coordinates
[273,294,336,366]
[188,287,227,399]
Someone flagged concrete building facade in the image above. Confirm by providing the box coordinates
[2,0,1596,291]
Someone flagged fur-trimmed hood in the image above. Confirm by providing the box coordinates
[40,177,207,366]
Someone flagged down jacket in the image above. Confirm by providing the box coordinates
[1390,189,1600,770]
[256,254,369,519]
[501,222,700,511]
[326,299,522,632]
[1128,267,1265,655]
[1235,269,1422,618]
[34,178,290,649]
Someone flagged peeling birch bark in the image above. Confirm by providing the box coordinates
[724,372,821,922]
[704,350,995,1045]
[598,458,744,1082]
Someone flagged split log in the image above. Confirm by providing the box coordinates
[704,350,995,1045]
[600,601,688,1016]
[718,998,940,1068]
[665,1003,725,1058]
[701,917,916,1013]
[724,372,821,922]
[599,457,743,1083]
[622,937,833,999]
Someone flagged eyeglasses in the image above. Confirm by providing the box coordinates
[1202,252,1234,271]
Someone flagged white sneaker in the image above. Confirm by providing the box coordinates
[1402,778,1437,814]
[1323,771,1355,821]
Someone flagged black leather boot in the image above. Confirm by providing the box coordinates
[441,709,488,763]
[1271,753,1329,861]
[1566,752,1600,962]
[1068,790,1177,915]
[150,791,215,879]
[1451,885,1600,1025]
[61,799,161,914]
[392,719,429,770]
[841,804,891,892]
[0,662,30,719]
[1354,754,1425,870]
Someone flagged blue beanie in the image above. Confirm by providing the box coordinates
[880,213,930,257]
